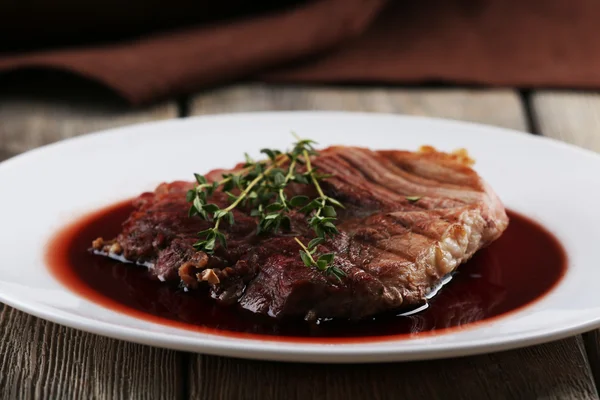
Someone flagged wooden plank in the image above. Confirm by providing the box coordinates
[0,79,183,399]
[0,84,176,157]
[188,84,597,400]
[191,85,527,129]
[0,148,13,163]
[584,330,600,394]
[193,341,593,400]
[532,90,600,392]
[532,91,600,151]
[0,305,184,399]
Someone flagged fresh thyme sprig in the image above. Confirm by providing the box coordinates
[294,238,346,281]
[187,156,287,252]
[187,135,346,280]
[298,148,343,238]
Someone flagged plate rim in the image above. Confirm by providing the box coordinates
[2,110,600,171]
[2,290,599,363]
[1,110,600,363]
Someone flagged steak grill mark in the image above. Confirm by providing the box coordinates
[91,146,509,321]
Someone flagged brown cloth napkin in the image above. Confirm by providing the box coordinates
[1,0,598,105]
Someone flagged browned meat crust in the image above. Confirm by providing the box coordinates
[93,146,509,320]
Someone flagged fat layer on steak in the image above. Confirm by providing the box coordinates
[92,146,509,320]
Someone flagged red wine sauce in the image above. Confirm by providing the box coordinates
[45,200,567,343]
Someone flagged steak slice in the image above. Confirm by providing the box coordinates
[92,146,509,321]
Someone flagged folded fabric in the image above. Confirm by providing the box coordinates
[1,0,597,105]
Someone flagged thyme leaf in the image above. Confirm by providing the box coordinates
[188,135,346,279]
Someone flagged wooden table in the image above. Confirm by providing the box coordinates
[1,77,599,399]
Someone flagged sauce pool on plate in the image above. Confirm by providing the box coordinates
[45,200,567,343]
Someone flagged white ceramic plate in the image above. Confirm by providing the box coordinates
[1,112,599,363]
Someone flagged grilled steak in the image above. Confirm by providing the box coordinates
[92,146,509,321]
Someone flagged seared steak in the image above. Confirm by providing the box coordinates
[92,146,509,320]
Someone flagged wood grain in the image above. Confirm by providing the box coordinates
[188,84,597,400]
[192,85,527,130]
[532,90,600,393]
[0,82,176,157]
[532,91,600,151]
[0,80,183,399]
[583,330,600,394]
[193,340,593,400]
[0,305,184,399]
